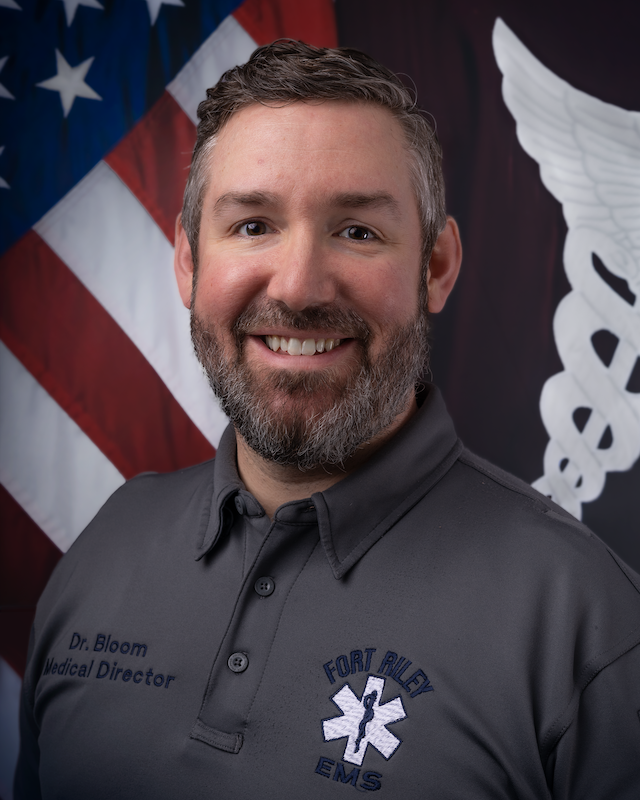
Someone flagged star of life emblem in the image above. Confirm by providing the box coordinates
[322,676,407,766]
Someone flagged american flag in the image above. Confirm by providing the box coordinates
[0,1,336,795]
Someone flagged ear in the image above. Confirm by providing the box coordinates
[174,214,195,309]
[426,217,462,313]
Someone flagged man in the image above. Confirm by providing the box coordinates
[15,41,640,798]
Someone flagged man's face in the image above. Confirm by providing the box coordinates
[186,101,428,468]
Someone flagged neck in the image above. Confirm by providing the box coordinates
[235,397,418,519]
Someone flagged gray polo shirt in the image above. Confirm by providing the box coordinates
[15,386,640,798]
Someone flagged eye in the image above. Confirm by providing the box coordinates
[338,225,376,241]
[238,221,270,236]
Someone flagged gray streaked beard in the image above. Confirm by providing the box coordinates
[191,299,430,470]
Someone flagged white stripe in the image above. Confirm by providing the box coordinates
[167,14,257,125]
[33,161,228,448]
[0,342,124,553]
[0,657,20,800]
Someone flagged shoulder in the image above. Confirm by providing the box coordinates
[36,458,217,608]
[77,458,216,549]
[433,446,640,608]
[447,447,604,544]
[92,458,217,529]
[456,447,576,521]
[428,448,640,679]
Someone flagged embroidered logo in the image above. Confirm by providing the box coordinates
[322,675,406,766]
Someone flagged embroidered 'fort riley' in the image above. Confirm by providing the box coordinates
[323,647,434,697]
[316,646,435,791]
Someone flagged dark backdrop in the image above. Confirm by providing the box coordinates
[336,0,640,571]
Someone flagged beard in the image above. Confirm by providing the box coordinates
[191,298,430,471]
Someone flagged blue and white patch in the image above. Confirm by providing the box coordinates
[322,675,406,767]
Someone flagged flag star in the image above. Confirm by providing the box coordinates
[0,146,9,189]
[60,0,103,26]
[0,56,14,99]
[0,0,21,9]
[36,50,102,117]
[144,0,184,26]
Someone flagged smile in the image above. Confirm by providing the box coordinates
[263,336,343,356]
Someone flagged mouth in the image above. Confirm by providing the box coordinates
[262,335,343,356]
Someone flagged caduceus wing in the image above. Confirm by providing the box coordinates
[493,18,640,519]
[494,18,640,257]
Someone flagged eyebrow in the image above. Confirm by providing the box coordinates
[210,190,401,219]
[327,191,401,219]
[211,191,279,217]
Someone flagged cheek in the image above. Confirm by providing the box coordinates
[353,263,421,326]
[193,259,263,325]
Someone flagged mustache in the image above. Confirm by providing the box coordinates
[231,299,372,344]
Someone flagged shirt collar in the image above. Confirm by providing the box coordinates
[195,384,462,577]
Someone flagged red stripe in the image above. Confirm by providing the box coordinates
[105,2,337,249]
[0,231,215,478]
[233,0,337,47]
[105,92,196,246]
[1,3,338,682]
[0,485,62,676]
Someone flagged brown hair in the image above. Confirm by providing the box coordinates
[182,40,446,274]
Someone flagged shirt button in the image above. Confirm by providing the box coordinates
[254,577,275,597]
[227,652,249,673]
[234,495,246,515]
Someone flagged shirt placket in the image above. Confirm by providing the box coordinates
[191,499,320,753]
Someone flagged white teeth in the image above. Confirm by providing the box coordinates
[264,336,342,355]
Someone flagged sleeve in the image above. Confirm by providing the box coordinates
[548,641,640,799]
[13,627,43,800]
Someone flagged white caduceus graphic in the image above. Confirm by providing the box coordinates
[322,676,406,767]
[493,19,640,519]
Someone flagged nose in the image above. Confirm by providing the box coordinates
[266,230,336,312]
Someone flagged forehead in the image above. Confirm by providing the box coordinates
[204,101,417,208]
